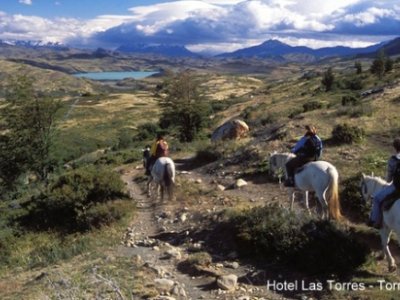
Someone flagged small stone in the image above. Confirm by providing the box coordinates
[195,179,202,184]
[235,179,248,188]
[217,274,238,291]
[131,254,142,265]
[180,213,188,223]
[154,278,175,293]
[165,248,182,260]
[226,261,239,269]
[217,184,226,191]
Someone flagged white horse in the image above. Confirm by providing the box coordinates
[147,157,175,202]
[290,161,341,220]
[270,152,341,220]
[361,174,400,272]
[269,152,295,182]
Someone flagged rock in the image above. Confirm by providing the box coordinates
[172,284,187,298]
[226,261,239,269]
[180,213,188,223]
[217,184,226,191]
[150,296,176,300]
[211,119,249,142]
[195,179,202,184]
[131,254,142,265]
[164,246,182,260]
[154,278,175,293]
[217,274,238,291]
[235,179,248,188]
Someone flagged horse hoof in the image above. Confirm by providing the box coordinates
[389,265,397,273]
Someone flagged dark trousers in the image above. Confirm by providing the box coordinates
[285,156,314,179]
[145,156,157,175]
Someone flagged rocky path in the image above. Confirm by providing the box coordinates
[117,165,286,300]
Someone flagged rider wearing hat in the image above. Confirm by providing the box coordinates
[284,125,323,187]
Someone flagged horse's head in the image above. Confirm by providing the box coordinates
[360,173,388,203]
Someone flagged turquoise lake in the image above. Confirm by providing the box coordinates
[73,71,159,80]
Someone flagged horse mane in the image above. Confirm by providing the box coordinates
[364,174,388,185]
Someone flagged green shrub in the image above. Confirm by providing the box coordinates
[341,95,360,106]
[134,122,160,141]
[19,166,126,232]
[340,175,370,221]
[194,144,223,164]
[261,113,278,125]
[331,124,365,144]
[288,108,303,119]
[230,205,369,275]
[303,100,323,112]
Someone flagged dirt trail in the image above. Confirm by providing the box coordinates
[117,165,285,300]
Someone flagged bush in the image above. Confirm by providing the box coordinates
[261,113,278,125]
[288,108,303,119]
[231,205,369,275]
[331,124,365,144]
[194,144,223,165]
[19,166,126,232]
[303,100,323,112]
[340,175,370,221]
[341,95,360,106]
[134,122,160,141]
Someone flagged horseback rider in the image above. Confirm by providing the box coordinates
[367,138,400,229]
[284,125,323,187]
[145,133,169,176]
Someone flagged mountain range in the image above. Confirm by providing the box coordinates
[1,37,399,62]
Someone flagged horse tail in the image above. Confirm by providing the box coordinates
[325,166,342,221]
[164,163,171,186]
[164,162,175,200]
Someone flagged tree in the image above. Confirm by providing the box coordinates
[321,67,335,92]
[370,50,385,79]
[354,61,362,74]
[0,75,60,189]
[159,71,211,142]
[385,57,394,73]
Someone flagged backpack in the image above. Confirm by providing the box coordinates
[392,156,400,189]
[156,140,169,157]
[303,135,322,159]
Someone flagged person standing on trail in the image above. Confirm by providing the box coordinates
[145,133,169,175]
[367,138,400,229]
[284,125,323,187]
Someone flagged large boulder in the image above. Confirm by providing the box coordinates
[211,119,249,142]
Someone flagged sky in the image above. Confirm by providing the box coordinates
[0,0,399,54]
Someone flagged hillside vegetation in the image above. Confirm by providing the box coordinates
[1,52,400,299]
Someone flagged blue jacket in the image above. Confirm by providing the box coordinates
[291,134,323,158]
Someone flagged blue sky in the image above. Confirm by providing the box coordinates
[1,0,399,54]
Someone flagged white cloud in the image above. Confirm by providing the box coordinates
[19,0,32,5]
[1,0,399,53]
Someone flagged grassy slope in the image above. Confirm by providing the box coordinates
[1,56,400,299]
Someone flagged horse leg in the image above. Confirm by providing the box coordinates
[317,191,329,220]
[160,184,164,202]
[380,226,396,272]
[304,191,311,215]
[290,189,295,210]
[146,176,152,197]
[167,184,174,201]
